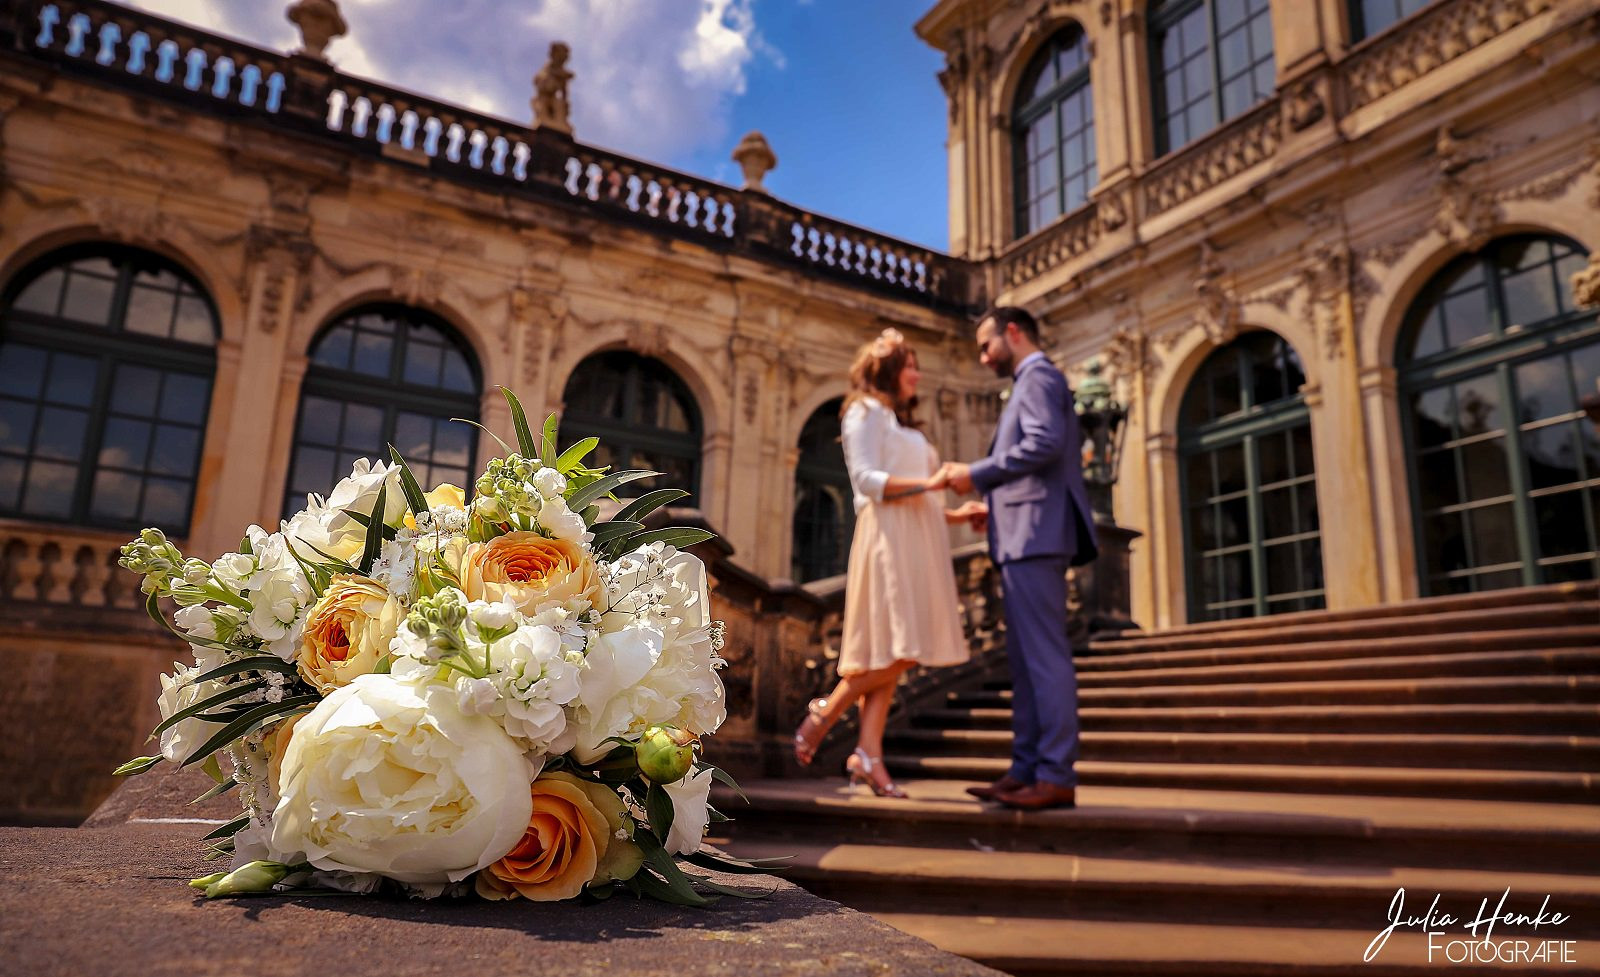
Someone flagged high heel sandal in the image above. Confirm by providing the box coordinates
[792,698,829,766]
[846,748,908,799]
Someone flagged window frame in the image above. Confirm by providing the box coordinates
[0,245,219,535]
[559,351,703,502]
[1396,235,1600,595]
[1148,0,1276,158]
[791,396,855,583]
[1011,24,1097,239]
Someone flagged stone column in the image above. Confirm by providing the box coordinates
[1117,8,1158,172]
[1360,364,1418,602]
[1144,430,1183,629]
[1303,377,1382,610]
[726,333,779,572]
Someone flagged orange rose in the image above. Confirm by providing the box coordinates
[296,575,402,693]
[475,772,641,902]
[265,714,302,798]
[453,532,605,617]
[403,483,466,531]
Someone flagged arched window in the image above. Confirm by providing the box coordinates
[1150,0,1275,156]
[1012,25,1095,238]
[1179,331,1323,622]
[559,351,701,500]
[1398,235,1598,594]
[284,305,479,517]
[1351,0,1436,43]
[792,398,854,583]
[0,245,217,534]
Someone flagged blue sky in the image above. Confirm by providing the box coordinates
[127,1,951,250]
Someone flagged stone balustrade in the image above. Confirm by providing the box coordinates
[2,0,978,312]
[0,518,147,612]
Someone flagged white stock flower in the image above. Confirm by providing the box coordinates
[469,598,517,631]
[270,673,534,887]
[173,604,218,640]
[536,494,592,544]
[155,663,228,764]
[369,535,417,603]
[662,766,713,856]
[495,624,582,754]
[531,467,567,499]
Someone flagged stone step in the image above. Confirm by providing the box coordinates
[1087,581,1598,655]
[1077,622,1600,674]
[912,703,1600,735]
[1074,646,1600,690]
[880,755,1598,803]
[862,914,1581,976]
[884,728,1600,772]
[719,838,1600,934]
[949,674,1600,710]
[716,779,1600,875]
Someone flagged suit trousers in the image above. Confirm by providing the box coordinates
[999,556,1079,788]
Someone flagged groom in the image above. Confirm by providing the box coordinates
[940,306,1097,811]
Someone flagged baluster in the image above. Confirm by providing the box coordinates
[153,38,179,83]
[211,55,236,100]
[444,121,466,162]
[489,134,508,174]
[643,178,662,217]
[510,141,530,181]
[125,29,149,74]
[64,11,90,57]
[585,161,603,200]
[3,538,40,601]
[72,545,109,608]
[666,183,684,223]
[95,20,119,66]
[351,96,374,138]
[34,3,60,48]
[374,102,396,142]
[398,108,419,148]
[264,70,286,112]
[325,88,348,131]
[421,116,443,156]
[237,62,261,104]
[623,173,642,211]
[39,543,70,603]
[106,548,139,609]
[561,156,581,194]
[684,190,701,229]
[788,222,805,257]
[182,47,206,91]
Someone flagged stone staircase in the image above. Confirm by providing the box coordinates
[714,582,1600,976]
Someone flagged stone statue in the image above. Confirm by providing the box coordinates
[286,0,347,60]
[731,131,777,193]
[532,42,574,136]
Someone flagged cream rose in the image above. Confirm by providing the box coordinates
[270,673,534,887]
[296,575,403,693]
[475,771,641,901]
[451,532,604,617]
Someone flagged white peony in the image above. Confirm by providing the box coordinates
[537,494,592,544]
[269,673,534,887]
[569,627,665,763]
[662,766,713,856]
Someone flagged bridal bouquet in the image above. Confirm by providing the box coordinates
[115,389,772,905]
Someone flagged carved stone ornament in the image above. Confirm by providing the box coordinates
[83,197,166,243]
[1098,189,1128,232]
[1299,243,1351,360]
[1103,325,1156,385]
[731,131,778,193]
[531,42,574,136]
[287,0,348,60]
[1193,242,1239,347]
[1573,252,1600,310]
[390,266,446,308]
[1143,104,1282,216]
[245,227,314,333]
[626,320,670,359]
[937,46,968,125]
[1285,77,1326,131]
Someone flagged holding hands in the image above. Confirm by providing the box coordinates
[930,461,974,494]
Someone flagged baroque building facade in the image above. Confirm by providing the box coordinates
[918,0,1600,628]
[0,0,994,820]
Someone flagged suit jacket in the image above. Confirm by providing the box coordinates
[969,354,1098,567]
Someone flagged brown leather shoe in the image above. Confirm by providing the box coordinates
[965,775,1028,802]
[995,781,1076,810]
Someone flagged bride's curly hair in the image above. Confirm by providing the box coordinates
[841,328,922,428]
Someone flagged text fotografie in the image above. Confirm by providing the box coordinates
[1364,887,1575,963]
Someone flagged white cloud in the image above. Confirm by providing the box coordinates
[123,0,778,164]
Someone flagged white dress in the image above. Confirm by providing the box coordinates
[837,398,970,675]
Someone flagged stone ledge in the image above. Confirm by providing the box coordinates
[0,822,1005,977]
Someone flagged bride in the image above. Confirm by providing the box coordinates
[792,328,977,797]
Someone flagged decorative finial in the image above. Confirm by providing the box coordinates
[286,0,347,60]
[731,131,777,193]
[532,42,574,136]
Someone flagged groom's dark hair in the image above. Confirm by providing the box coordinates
[984,305,1040,343]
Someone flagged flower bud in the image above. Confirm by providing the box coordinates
[202,860,291,897]
[188,872,227,890]
[636,725,698,784]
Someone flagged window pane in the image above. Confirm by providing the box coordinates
[352,329,393,377]
[290,446,335,497]
[0,400,36,453]
[1441,288,1493,348]
[404,341,443,387]
[160,373,210,423]
[0,345,47,400]
[1535,489,1591,560]
[112,364,161,416]
[59,273,115,325]
[125,285,176,338]
[441,348,474,393]
[140,476,191,527]
[173,296,215,344]
[149,424,201,476]
[1501,268,1560,329]
[1453,374,1502,436]
[1216,443,1247,494]
[394,411,434,459]
[0,456,22,509]
[1459,438,1511,502]
[1468,502,1519,567]
[432,421,471,469]
[89,469,141,522]
[33,406,89,462]
[342,402,384,450]
[1515,358,1575,424]
[21,460,76,518]
[1258,430,1289,485]
[1261,485,1295,539]
[1415,448,1462,508]
[11,269,65,315]
[98,417,151,470]
[1265,541,1298,595]
[1412,387,1453,447]
[1219,495,1249,545]
[46,353,98,408]
[313,325,354,370]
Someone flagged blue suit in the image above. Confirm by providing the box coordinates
[969,351,1097,788]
